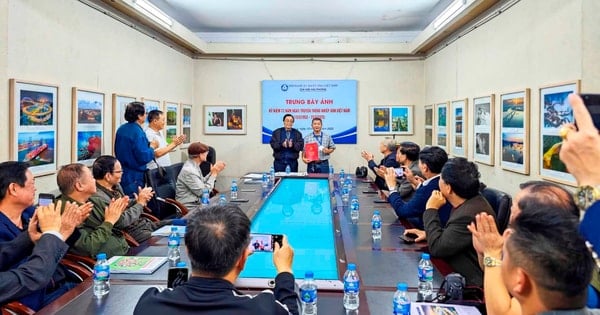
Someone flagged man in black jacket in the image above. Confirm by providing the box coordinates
[270,114,304,172]
[134,204,299,315]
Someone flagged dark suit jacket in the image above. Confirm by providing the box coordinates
[0,233,68,306]
[388,176,452,229]
[367,151,399,190]
[270,127,304,161]
[423,194,494,287]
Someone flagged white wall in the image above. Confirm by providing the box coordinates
[193,59,424,188]
[1,0,194,193]
[424,0,591,196]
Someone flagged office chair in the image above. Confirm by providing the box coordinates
[481,187,512,234]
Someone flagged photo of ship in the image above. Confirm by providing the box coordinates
[17,131,55,166]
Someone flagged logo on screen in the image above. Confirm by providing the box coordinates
[280,84,288,91]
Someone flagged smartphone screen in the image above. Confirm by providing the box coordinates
[394,167,404,177]
[248,233,283,252]
[167,267,189,288]
[580,94,600,130]
[38,193,54,206]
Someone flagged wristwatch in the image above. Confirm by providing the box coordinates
[483,256,502,267]
[575,185,600,211]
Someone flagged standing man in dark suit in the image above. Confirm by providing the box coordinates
[270,114,304,172]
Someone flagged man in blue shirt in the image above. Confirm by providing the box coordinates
[115,102,158,197]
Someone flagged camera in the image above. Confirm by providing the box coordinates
[443,272,465,301]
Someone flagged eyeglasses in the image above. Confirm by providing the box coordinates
[112,170,123,174]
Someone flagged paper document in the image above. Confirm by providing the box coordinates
[107,256,167,274]
[412,302,481,315]
[151,225,186,237]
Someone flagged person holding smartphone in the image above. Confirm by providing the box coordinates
[135,204,299,315]
[384,141,422,202]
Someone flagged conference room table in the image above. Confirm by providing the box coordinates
[38,173,449,315]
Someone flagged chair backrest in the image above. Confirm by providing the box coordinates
[481,187,512,234]
[200,146,216,177]
[168,162,184,183]
[145,167,178,219]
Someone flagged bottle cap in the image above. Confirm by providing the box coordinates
[171,226,178,232]
[97,253,107,260]
[422,253,430,260]
[397,282,408,291]
[347,263,356,270]
[305,271,314,278]
[176,261,187,267]
[373,210,380,215]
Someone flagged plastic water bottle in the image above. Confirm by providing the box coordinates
[269,166,275,186]
[218,193,227,205]
[418,253,434,301]
[201,187,210,207]
[343,263,360,311]
[300,271,318,315]
[230,179,238,200]
[339,169,345,181]
[371,210,382,241]
[350,196,360,223]
[329,165,334,178]
[285,164,291,175]
[341,184,349,203]
[262,172,269,189]
[93,252,110,298]
[167,227,181,267]
[393,282,411,315]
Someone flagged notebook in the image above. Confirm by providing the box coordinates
[107,256,167,274]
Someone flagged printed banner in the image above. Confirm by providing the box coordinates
[261,80,357,144]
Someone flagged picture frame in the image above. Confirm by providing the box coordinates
[141,98,161,130]
[203,105,246,135]
[472,94,495,166]
[369,105,414,135]
[72,88,105,165]
[165,101,179,144]
[9,79,58,175]
[539,80,580,185]
[424,105,433,146]
[180,103,192,148]
[500,89,530,174]
[450,99,468,157]
[112,93,136,136]
[435,102,448,150]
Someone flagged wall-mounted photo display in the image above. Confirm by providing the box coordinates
[435,102,448,151]
[500,89,530,174]
[72,88,105,165]
[112,93,136,137]
[204,105,246,135]
[9,79,58,175]
[141,98,161,130]
[472,95,495,165]
[450,99,468,157]
[424,105,433,146]
[180,104,192,148]
[165,101,179,144]
[369,105,414,135]
[539,81,580,185]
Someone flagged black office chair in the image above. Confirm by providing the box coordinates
[200,146,216,177]
[145,166,188,219]
[481,187,512,234]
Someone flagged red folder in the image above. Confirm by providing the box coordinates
[304,142,319,161]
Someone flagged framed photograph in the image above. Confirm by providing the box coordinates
[72,88,105,165]
[204,105,246,135]
[450,99,468,157]
[425,105,433,146]
[112,93,136,136]
[142,98,161,130]
[180,103,192,148]
[500,89,530,174]
[369,105,414,135]
[165,101,179,144]
[435,102,448,150]
[472,94,495,165]
[539,80,580,185]
[9,79,58,175]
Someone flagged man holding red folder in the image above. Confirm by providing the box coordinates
[302,117,336,173]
